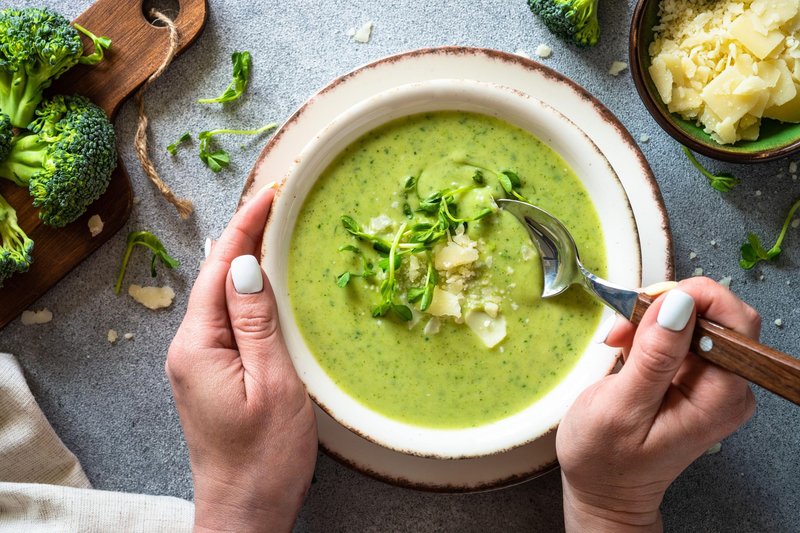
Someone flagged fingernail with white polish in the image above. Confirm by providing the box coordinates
[657,290,694,331]
[593,315,617,344]
[231,255,263,294]
[203,237,213,259]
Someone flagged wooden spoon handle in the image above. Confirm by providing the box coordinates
[631,293,800,405]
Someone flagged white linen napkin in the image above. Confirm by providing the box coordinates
[0,353,193,532]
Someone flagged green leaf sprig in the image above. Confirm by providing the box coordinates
[335,164,526,320]
[683,146,739,193]
[335,245,376,287]
[74,23,112,65]
[340,215,393,253]
[739,197,800,270]
[167,132,192,155]
[198,51,252,104]
[115,231,180,294]
[198,123,276,172]
[406,252,437,312]
[372,223,412,320]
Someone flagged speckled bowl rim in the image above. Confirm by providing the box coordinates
[629,0,800,163]
[241,46,674,492]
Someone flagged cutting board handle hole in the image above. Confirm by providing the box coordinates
[142,0,181,26]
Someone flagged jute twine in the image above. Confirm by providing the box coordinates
[133,9,193,219]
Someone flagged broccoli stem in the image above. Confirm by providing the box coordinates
[0,134,48,186]
[0,194,29,254]
[0,69,50,129]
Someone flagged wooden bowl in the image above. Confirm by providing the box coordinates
[629,0,800,163]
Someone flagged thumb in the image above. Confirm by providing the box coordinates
[615,289,697,417]
[227,255,285,374]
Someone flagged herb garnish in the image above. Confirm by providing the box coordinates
[198,123,276,172]
[167,132,192,155]
[115,231,180,294]
[198,51,252,104]
[739,198,800,270]
[335,164,529,320]
[683,146,739,193]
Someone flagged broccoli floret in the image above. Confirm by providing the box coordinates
[0,192,34,287]
[528,0,600,48]
[0,8,110,128]
[0,94,117,227]
[0,113,11,161]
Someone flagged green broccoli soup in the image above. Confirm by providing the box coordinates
[288,111,606,429]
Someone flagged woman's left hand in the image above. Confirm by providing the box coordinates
[167,185,317,533]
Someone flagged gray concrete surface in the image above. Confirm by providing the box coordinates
[1,1,798,531]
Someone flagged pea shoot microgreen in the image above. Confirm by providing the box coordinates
[683,146,739,193]
[114,231,180,295]
[198,123,276,172]
[739,198,800,270]
[167,132,192,155]
[335,245,375,287]
[198,51,252,104]
[335,163,529,320]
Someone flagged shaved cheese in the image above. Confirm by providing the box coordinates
[465,310,507,348]
[427,288,461,318]
[608,61,628,76]
[128,285,175,310]
[20,309,53,325]
[88,215,104,237]
[534,44,552,58]
[352,21,373,43]
[650,0,800,144]
[434,240,478,270]
[423,318,441,335]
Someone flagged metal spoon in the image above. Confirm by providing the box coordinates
[498,198,800,406]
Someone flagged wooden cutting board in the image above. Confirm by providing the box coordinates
[0,0,207,329]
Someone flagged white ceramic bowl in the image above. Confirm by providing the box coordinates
[263,79,641,459]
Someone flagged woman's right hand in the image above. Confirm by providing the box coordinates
[556,277,759,531]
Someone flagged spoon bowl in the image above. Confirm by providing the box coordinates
[499,198,800,406]
[497,198,641,318]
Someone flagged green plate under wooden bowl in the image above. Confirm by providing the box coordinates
[630,0,800,163]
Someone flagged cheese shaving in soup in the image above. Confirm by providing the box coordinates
[649,0,800,144]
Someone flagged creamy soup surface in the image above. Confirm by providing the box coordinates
[288,111,606,428]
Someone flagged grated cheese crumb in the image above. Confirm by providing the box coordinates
[124,333,134,340]
[689,251,697,260]
[534,44,552,58]
[775,318,784,327]
[693,267,704,276]
[790,162,798,174]
[718,276,732,288]
[88,215,104,237]
[792,219,800,228]
[705,442,722,455]
[128,285,175,310]
[20,309,53,325]
[108,329,118,344]
[608,61,628,76]
[639,134,651,143]
[352,21,373,43]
